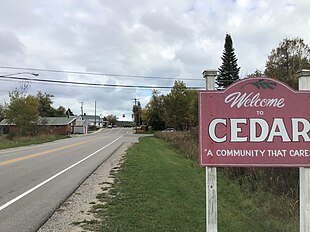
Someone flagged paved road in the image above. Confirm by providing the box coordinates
[0,128,139,232]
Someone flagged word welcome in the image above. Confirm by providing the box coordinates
[224,92,285,109]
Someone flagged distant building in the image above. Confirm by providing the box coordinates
[0,116,79,135]
[117,116,133,127]
[38,116,78,135]
[73,117,88,134]
[82,115,103,128]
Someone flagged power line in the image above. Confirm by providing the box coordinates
[0,75,204,90]
[0,66,204,81]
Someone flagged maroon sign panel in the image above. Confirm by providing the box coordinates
[199,77,310,167]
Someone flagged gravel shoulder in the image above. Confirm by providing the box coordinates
[38,142,131,232]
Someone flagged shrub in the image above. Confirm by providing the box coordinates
[155,128,199,161]
[155,129,298,204]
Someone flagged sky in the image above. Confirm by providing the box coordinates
[0,0,309,119]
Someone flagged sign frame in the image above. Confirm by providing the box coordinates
[199,77,310,167]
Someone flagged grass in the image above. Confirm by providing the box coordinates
[0,134,70,150]
[86,137,298,232]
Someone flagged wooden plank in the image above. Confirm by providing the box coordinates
[298,69,310,232]
[206,167,217,231]
[203,70,217,232]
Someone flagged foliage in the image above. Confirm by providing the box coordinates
[37,91,55,117]
[132,101,142,126]
[163,81,198,130]
[37,91,67,117]
[5,90,39,135]
[156,130,299,224]
[0,103,4,121]
[187,89,199,127]
[142,82,198,131]
[106,114,117,125]
[217,34,240,90]
[66,108,74,116]
[55,106,66,116]
[247,69,264,78]
[142,90,165,130]
[155,129,198,160]
[265,37,310,89]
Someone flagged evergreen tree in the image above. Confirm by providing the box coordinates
[217,34,240,90]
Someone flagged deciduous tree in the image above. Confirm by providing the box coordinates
[106,114,117,126]
[265,37,310,89]
[143,90,165,130]
[164,81,192,130]
[132,101,142,126]
[247,69,264,78]
[0,103,4,121]
[37,91,55,117]
[5,90,39,135]
[54,106,66,117]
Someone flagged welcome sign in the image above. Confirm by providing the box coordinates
[199,77,310,167]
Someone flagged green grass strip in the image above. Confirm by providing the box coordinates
[95,137,205,232]
[92,137,298,232]
[0,134,70,150]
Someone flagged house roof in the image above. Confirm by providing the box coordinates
[82,115,102,121]
[0,119,11,126]
[0,116,77,126]
[38,116,77,126]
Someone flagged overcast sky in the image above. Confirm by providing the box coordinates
[0,0,309,119]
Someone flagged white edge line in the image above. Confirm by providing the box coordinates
[0,135,124,211]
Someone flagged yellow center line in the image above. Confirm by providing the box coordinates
[0,138,98,167]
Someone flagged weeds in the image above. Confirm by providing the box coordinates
[155,129,299,224]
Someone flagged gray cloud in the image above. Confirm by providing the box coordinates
[0,0,309,116]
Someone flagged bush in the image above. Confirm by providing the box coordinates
[155,128,199,161]
[6,131,16,140]
[155,129,298,205]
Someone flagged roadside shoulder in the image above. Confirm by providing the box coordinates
[38,142,131,232]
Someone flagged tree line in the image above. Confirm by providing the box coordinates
[0,90,72,135]
[141,81,198,131]
[140,35,310,131]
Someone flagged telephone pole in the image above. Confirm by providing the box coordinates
[80,102,84,116]
[94,100,97,127]
[132,98,139,133]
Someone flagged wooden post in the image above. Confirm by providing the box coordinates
[298,69,310,232]
[202,70,217,232]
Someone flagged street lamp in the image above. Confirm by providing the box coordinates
[0,72,40,95]
[1,72,39,77]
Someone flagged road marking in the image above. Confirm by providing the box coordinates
[0,135,124,212]
[0,138,98,167]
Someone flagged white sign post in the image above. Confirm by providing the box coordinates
[202,70,217,232]
[298,69,310,232]
[202,69,310,232]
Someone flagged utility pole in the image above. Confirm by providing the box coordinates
[94,100,97,127]
[132,98,139,133]
[80,102,84,117]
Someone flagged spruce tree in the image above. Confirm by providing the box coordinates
[217,34,240,90]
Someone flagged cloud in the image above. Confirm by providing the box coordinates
[0,0,310,115]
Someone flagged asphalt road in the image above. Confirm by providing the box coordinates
[0,128,139,232]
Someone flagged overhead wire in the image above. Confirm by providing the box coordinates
[0,75,205,90]
[0,66,204,81]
